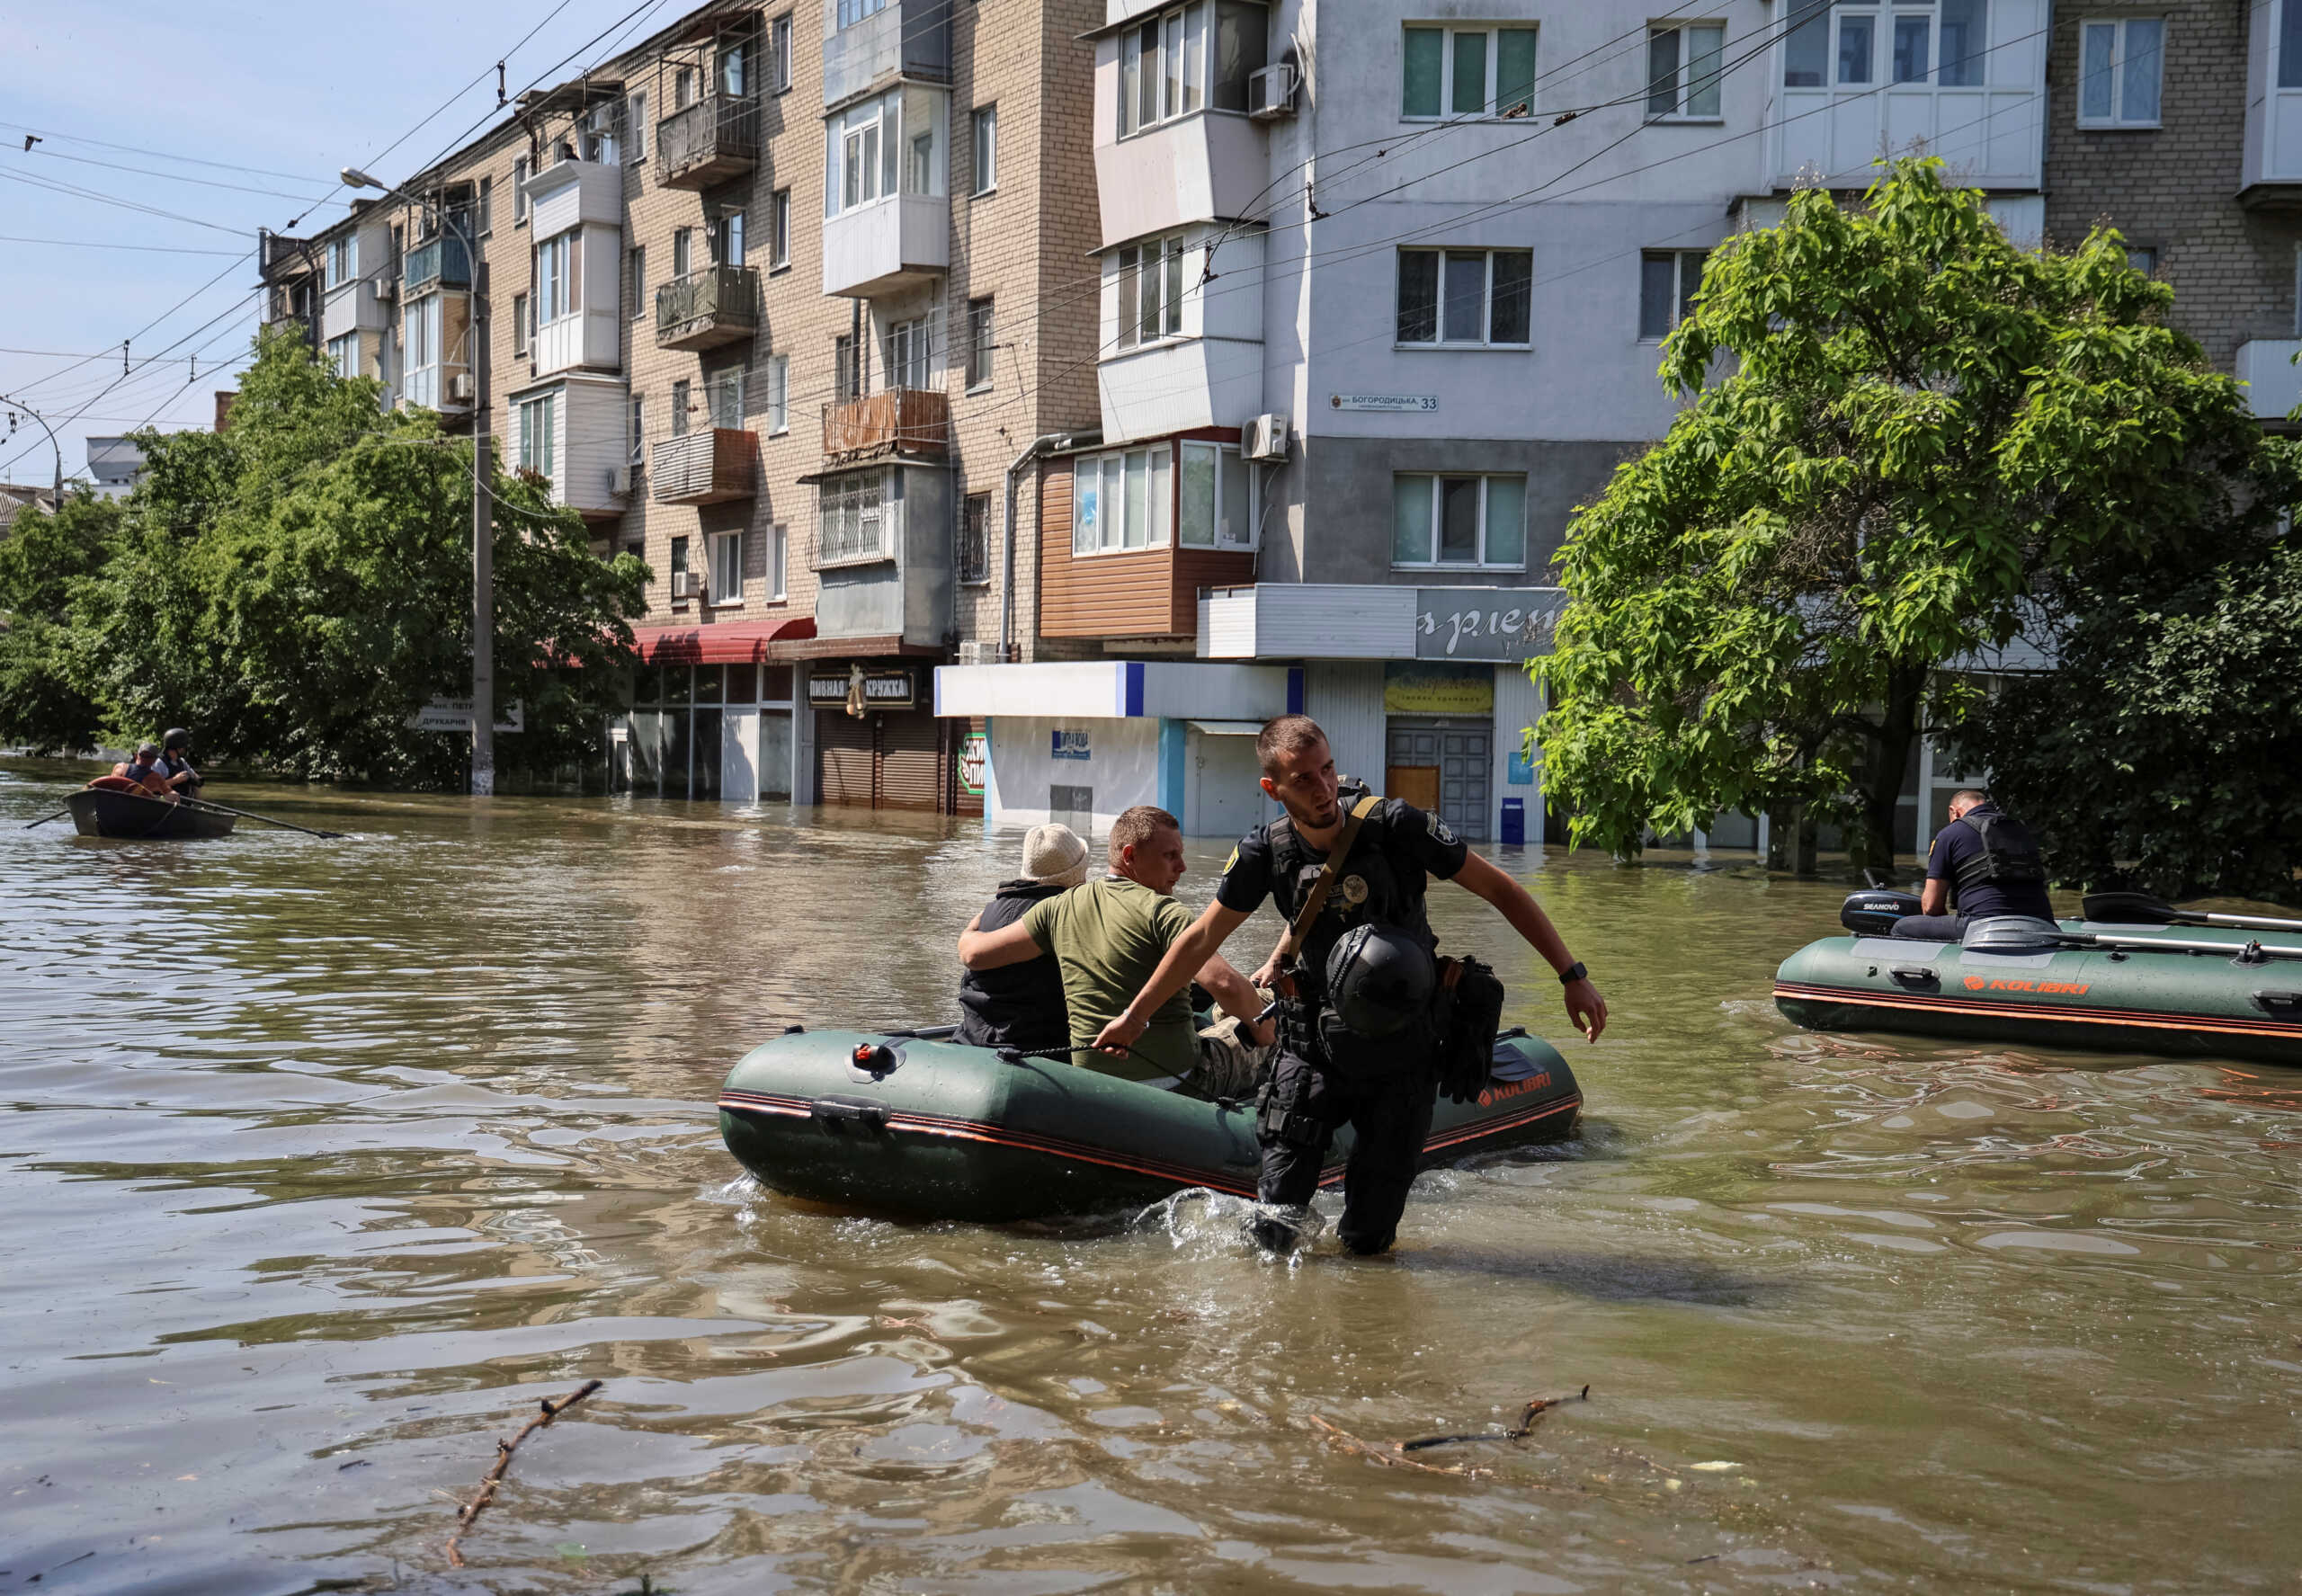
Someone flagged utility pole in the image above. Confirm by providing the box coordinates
[470,255,495,797]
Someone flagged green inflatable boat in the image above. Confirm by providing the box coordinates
[1775,890,2302,1065]
[718,1027,1582,1223]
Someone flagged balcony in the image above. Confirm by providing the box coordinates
[823,0,950,106]
[656,94,760,190]
[404,234,471,295]
[822,388,948,462]
[821,194,948,298]
[652,428,756,504]
[2236,341,2302,420]
[655,266,760,352]
[1097,114,1269,245]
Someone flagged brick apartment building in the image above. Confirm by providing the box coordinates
[260,0,1102,812]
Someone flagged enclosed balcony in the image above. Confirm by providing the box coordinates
[2236,341,2302,420]
[652,428,756,504]
[655,266,760,352]
[822,388,948,462]
[656,94,760,190]
[403,233,472,295]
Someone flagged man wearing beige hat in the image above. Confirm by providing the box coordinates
[955,823,1090,1053]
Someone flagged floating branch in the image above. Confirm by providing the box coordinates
[444,1379,604,1569]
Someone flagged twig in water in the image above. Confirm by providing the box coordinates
[1398,1386,1590,1451]
[444,1379,603,1569]
[1307,1413,1487,1478]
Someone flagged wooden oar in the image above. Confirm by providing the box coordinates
[2081,890,2302,935]
[181,796,347,840]
[22,807,70,829]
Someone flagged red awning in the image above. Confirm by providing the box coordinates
[631,616,816,665]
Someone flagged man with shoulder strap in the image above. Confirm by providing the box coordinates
[1094,715,1606,1257]
[1892,789,2053,941]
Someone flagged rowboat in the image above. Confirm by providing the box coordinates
[65,787,236,840]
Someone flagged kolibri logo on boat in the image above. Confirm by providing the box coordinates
[1477,1073,1552,1107]
[1963,975,2092,995]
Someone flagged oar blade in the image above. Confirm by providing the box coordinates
[2080,890,2182,925]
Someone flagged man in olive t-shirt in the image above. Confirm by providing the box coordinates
[959,806,1272,1084]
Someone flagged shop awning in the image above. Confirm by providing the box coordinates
[1187,720,1267,736]
[631,616,816,665]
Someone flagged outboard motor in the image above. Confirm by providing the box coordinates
[1841,888,1922,936]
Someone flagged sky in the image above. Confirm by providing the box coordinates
[0,0,679,489]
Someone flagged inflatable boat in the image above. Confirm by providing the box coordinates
[1774,890,2302,1065]
[718,1027,1583,1223]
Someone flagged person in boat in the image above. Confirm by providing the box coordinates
[155,728,203,798]
[958,805,1276,1093]
[108,744,177,800]
[1892,789,2053,941]
[955,823,1089,1052]
[1091,715,1607,1258]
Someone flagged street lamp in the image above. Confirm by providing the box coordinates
[0,393,65,504]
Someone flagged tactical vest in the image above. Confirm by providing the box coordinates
[955,884,1071,1051]
[1266,799,1440,1075]
[1950,809,2046,896]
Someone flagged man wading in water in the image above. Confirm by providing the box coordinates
[1094,715,1606,1256]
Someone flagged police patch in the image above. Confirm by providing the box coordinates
[1431,816,1459,846]
[1338,875,1370,908]
[1223,845,1240,876]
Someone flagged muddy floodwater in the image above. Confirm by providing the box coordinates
[1,759,2297,1594]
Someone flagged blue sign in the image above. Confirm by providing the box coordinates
[1051,728,1092,761]
[1507,752,1535,786]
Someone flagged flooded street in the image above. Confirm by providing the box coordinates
[1,758,2296,1595]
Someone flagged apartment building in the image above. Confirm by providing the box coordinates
[2041,0,2302,424]
[258,0,1103,813]
[935,0,2052,845]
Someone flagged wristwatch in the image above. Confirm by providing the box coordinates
[1557,961,1588,985]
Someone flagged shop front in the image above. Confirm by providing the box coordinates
[611,618,814,802]
[807,660,979,815]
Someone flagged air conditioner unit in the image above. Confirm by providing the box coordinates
[608,465,634,496]
[670,570,700,600]
[957,640,996,665]
[448,372,476,404]
[372,277,397,302]
[1246,62,1298,120]
[1244,413,1289,463]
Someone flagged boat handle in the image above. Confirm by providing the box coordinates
[810,1095,889,1128]
[2251,990,2302,1018]
[1888,966,1940,990]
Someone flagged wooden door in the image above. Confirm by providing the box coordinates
[1386,765,1441,811]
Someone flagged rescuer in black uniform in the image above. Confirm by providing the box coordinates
[1093,714,1606,1256]
[1892,789,2054,941]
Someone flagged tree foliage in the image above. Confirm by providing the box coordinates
[0,327,647,785]
[1533,160,2285,867]
[0,493,120,753]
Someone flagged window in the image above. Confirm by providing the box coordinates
[835,334,861,400]
[628,90,647,160]
[770,189,791,269]
[1392,474,1527,568]
[670,536,691,598]
[767,352,790,433]
[2079,18,2164,127]
[581,100,622,164]
[959,492,991,583]
[1116,236,1185,350]
[820,472,891,564]
[2284,0,2302,89]
[513,293,531,354]
[326,235,355,288]
[628,392,645,466]
[706,366,745,429]
[972,104,998,193]
[477,175,493,236]
[967,298,995,388]
[404,292,442,407]
[1646,23,1725,119]
[1122,1,1264,133]
[771,13,793,93]
[2126,245,2157,276]
[672,378,691,436]
[326,332,358,376]
[1637,249,1709,340]
[884,318,932,388]
[770,524,789,599]
[711,531,745,604]
[518,391,558,483]
[1396,247,1531,346]
[1179,440,1254,548]
[837,0,888,26]
[513,156,531,222]
[536,230,580,325]
[627,245,646,319]
[1402,25,1538,119]
[1070,447,1173,553]
[713,209,745,267]
[719,40,749,99]
[674,67,696,111]
[830,92,897,214]
[673,227,693,279]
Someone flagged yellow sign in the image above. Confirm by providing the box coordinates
[1383,662,1494,716]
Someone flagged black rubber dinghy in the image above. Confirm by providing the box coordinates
[719,1028,1583,1223]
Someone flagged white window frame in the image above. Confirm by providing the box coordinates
[1070,445,1173,556]
[536,229,580,325]
[326,331,358,377]
[770,524,789,600]
[628,391,645,466]
[581,100,622,165]
[710,529,745,606]
[836,0,888,28]
[767,352,790,434]
[884,317,932,389]
[770,189,792,271]
[1400,23,1539,121]
[1637,248,1709,342]
[972,103,998,194]
[1116,235,1187,352]
[1391,473,1528,570]
[512,292,531,356]
[1178,439,1256,549]
[770,13,794,93]
[2077,17,2165,129]
[1645,22,1726,120]
[513,156,531,224]
[827,91,897,217]
[326,235,356,288]
[517,391,558,484]
[628,90,647,161]
[404,293,443,408]
[1395,246,1533,349]
[1120,0,1266,136]
[627,245,646,320]
[966,298,995,390]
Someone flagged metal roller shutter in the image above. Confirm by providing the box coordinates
[877,711,941,811]
[816,711,874,808]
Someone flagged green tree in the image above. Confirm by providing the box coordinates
[1534,159,2281,867]
[72,327,647,785]
[0,492,120,753]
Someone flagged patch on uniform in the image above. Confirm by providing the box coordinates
[1337,874,1370,909]
[1222,845,1240,875]
[1431,816,1459,846]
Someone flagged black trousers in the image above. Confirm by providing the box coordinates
[1255,1049,1436,1256]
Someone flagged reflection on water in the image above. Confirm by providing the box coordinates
[0,758,2295,1593]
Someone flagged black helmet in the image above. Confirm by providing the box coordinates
[163,727,192,751]
[1324,924,1435,1037]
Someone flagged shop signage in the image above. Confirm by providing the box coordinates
[958,732,987,795]
[1507,751,1536,785]
[1414,588,1569,661]
[807,666,915,710]
[1051,728,1092,761]
[1330,392,1439,413]
[1383,662,1494,717]
[406,698,523,733]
